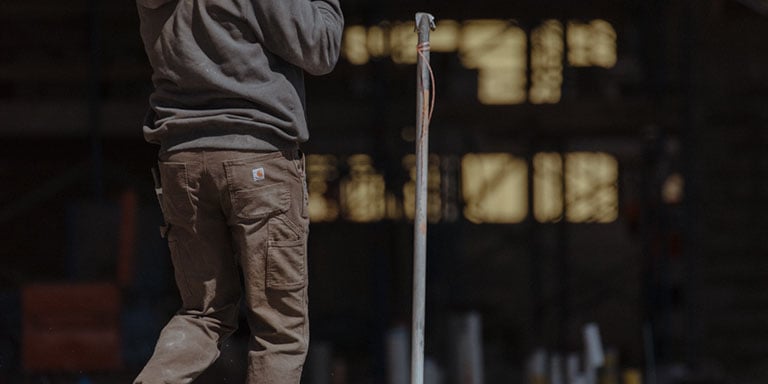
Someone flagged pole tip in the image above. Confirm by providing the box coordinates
[415,12,436,31]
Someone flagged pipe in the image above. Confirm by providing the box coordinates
[411,12,436,384]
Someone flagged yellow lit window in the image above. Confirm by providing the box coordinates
[340,19,618,105]
[533,152,564,222]
[662,172,684,205]
[530,20,564,104]
[340,154,386,222]
[342,25,369,65]
[307,154,340,222]
[567,20,617,68]
[564,152,619,223]
[430,19,460,53]
[460,20,527,105]
[390,22,418,64]
[477,67,527,105]
[461,153,527,223]
[368,24,389,59]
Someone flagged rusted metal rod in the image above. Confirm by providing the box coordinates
[412,12,435,384]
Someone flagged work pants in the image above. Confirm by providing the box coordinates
[134,149,309,384]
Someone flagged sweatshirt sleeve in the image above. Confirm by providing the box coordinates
[250,0,344,75]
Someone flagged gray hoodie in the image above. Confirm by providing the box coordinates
[137,0,343,152]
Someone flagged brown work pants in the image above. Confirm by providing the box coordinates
[134,149,309,384]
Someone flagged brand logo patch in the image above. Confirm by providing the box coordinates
[252,167,265,181]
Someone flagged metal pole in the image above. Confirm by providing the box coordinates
[412,12,435,384]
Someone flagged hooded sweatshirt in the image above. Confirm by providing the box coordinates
[136,0,343,153]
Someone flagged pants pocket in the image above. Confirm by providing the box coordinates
[266,236,306,290]
[231,182,290,221]
[157,161,196,227]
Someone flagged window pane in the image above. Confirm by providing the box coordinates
[390,22,418,64]
[462,153,528,223]
[430,20,460,53]
[460,20,527,105]
[307,154,340,222]
[534,152,564,222]
[340,154,386,222]
[342,25,369,65]
[567,20,617,68]
[565,152,619,223]
[530,20,564,104]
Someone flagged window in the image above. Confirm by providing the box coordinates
[342,25,369,65]
[567,20,617,68]
[390,22,418,64]
[533,152,564,222]
[307,154,340,222]
[563,152,619,223]
[530,20,564,104]
[461,153,528,223]
[533,152,619,223]
[459,20,528,105]
[340,18,617,105]
[306,152,619,224]
[340,154,387,222]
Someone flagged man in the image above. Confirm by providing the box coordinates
[134,0,343,382]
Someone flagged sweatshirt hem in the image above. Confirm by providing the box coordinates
[157,134,300,155]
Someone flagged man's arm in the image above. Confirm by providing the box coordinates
[250,0,344,75]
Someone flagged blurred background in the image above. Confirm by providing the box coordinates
[1,0,767,383]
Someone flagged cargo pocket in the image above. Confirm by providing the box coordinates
[266,236,306,290]
[266,213,306,290]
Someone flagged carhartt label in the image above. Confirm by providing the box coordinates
[252,167,265,181]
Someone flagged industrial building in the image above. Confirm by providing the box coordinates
[1,0,767,383]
